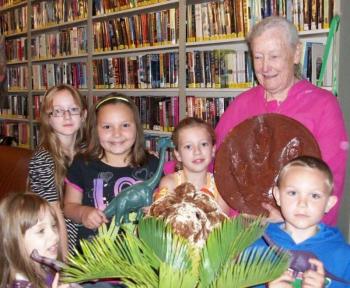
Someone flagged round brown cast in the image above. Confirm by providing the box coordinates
[214,113,321,216]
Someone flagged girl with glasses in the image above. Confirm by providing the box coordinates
[29,84,87,258]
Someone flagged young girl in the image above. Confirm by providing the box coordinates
[64,94,159,242]
[29,84,87,257]
[154,117,230,214]
[0,193,68,287]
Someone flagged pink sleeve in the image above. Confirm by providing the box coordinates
[315,96,348,225]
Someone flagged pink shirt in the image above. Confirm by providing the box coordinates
[215,80,348,225]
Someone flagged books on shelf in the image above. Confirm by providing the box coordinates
[186,49,254,89]
[32,62,88,90]
[0,121,30,148]
[186,96,233,128]
[93,52,178,89]
[7,65,28,90]
[0,4,27,35]
[186,0,334,42]
[93,8,178,51]
[31,0,87,30]
[0,94,27,118]
[300,40,333,86]
[31,26,88,60]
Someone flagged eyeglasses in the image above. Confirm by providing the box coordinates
[48,106,81,117]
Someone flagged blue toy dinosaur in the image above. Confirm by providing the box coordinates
[104,137,172,226]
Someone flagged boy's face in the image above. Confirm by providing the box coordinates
[174,126,215,173]
[24,208,59,260]
[273,166,337,237]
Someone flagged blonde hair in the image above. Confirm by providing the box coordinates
[85,94,148,167]
[39,84,86,202]
[276,156,334,194]
[0,193,61,287]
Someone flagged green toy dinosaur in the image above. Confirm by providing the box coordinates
[104,137,172,226]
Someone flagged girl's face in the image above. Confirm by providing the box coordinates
[174,126,215,173]
[97,103,137,165]
[24,208,59,260]
[48,90,84,141]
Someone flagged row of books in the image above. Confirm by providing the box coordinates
[0,121,30,148]
[0,5,27,35]
[32,0,87,30]
[7,65,28,90]
[187,49,254,89]
[130,96,179,132]
[93,0,168,15]
[32,62,88,90]
[5,37,27,62]
[301,41,333,86]
[93,53,179,89]
[0,94,27,118]
[94,8,178,51]
[0,0,25,8]
[187,0,333,42]
[187,96,233,128]
[31,26,88,60]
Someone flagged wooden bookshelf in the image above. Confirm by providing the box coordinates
[0,0,345,149]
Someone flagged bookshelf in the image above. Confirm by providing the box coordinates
[0,0,344,149]
[0,0,350,239]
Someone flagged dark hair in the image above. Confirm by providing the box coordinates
[276,156,333,193]
[85,93,147,167]
[172,117,216,150]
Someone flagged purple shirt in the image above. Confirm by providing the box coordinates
[215,79,348,225]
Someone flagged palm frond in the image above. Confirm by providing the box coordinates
[198,216,266,287]
[62,216,289,288]
[138,217,196,272]
[213,247,290,287]
[158,262,198,288]
[62,221,159,286]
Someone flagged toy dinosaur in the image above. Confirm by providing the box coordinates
[30,249,65,272]
[104,137,172,226]
[263,234,350,286]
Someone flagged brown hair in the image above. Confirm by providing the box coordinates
[38,84,86,201]
[172,117,215,170]
[172,117,216,150]
[276,156,334,194]
[0,193,61,287]
[85,94,148,167]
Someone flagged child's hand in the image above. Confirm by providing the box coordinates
[301,258,325,288]
[267,270,294,288]
[81,207,108,229]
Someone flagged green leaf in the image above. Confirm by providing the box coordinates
[199,216,266,287]
[213,247,290,287]
[138,217,194,271]
[159,262,197,288]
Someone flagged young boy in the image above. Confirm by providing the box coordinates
[254,156,350,288]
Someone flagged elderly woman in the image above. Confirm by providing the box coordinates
[215,16,348,226]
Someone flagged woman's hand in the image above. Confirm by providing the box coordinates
[301,258,325,288]
[262,202,283,223]
[81,207,108,229]
[267,270,294,288]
